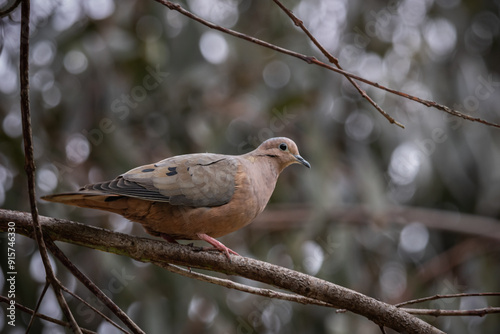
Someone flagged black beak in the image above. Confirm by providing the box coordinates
[294,155,311,168]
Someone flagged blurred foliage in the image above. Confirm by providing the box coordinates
[1,0,500,333]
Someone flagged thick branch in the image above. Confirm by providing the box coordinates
[0,209,443,334]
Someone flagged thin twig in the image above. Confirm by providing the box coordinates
[395,292,500,308]
[26,282,50,332]
[0,296,97,334]
[19,1,82,332]
[45,238,145,334]
[154,0,500,129]
[272,0,404,128]
[155,262,335,308]
[0,0,21,17]
[271,0,339,65]
[60,286,131,334]
[401,307,500,317]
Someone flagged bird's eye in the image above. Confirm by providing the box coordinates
[279,143,288,151]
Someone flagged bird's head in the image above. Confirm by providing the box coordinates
[254,137,310,171]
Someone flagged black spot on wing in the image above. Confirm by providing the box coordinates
[142,168,155,172]
[166,166,177,176]
[104,196,125,202]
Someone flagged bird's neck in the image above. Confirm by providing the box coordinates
[242,153,281,211]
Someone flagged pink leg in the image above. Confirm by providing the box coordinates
[196,233,240,259]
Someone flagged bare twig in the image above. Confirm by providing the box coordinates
[45,238,145,334]
[0,0,21,17]
[272,0,404,128]
[0,209,444,334]
[60,286,131,334]
[395,292,500,308]
[18,0,81,332]
[401,307,500,317]
[155,262,334,308]
[26,282,50,332]
[0,296,97,334]
[154,0,500,129]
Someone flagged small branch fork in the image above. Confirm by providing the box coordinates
[154,0,500,129]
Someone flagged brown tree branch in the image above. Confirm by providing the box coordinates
[18,1,81,332]
[156,263,334,308]
[0,209,443,334]
[153,0,500,129]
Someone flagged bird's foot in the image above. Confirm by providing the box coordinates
[196,233,239,260]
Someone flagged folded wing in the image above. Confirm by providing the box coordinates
[80,153,238,207]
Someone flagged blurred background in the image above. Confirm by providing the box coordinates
[1,0,500,333]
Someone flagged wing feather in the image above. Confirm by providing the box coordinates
[81,153,238,207]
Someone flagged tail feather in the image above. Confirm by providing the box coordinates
[41,193,128,214]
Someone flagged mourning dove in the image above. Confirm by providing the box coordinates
[42,137,310,259]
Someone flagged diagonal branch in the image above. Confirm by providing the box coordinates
[45,238,145,334]
[154,0,500,129]
[26,282,50,332]
[0,209,444,334]
[272,0,404,128]
[59,285,131,334]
